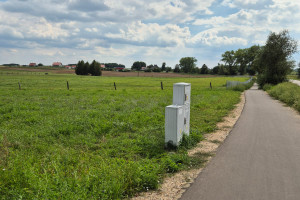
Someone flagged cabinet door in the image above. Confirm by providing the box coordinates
[184,85,191,105]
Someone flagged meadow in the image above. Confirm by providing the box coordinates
[0,71,248,199]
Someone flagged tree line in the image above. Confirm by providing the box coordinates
[75,60,102,76]
[131,30,299,88]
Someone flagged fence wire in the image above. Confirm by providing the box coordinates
[226,77,253,88]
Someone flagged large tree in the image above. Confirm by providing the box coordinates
[200,64,209,74]
[131,61,146,71]
[89,60,102,76]
[75,60,85,75]
[234,49,247,75]
[161,62,166,71]
[256,30,297,87]
[179,57,197,73]
[221,50,238,75]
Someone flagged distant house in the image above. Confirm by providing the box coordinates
[52,62,63,67]
[29,63,36,67]
[115,67,125,71]
[141,67,146,71]
[65,64,76,69]
[100,64,105,69]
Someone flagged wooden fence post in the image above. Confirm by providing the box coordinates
[161,81,163,90]
[114,82,117,90]
[67,81,69,90]
[18,82,21,90]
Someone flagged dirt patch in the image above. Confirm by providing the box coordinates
[132,92,246,200]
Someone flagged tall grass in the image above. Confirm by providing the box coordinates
[0,73,247,199]
[267,82,300,112]
[228,78,256,92]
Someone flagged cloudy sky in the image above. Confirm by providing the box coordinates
[0,0,300,68]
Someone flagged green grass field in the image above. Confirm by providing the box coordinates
[0,72,248,199]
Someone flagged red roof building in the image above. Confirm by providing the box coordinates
[52,62,62,67]
[29,63,36,67]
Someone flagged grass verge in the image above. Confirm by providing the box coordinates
[0,72,247,199]
[267,82,300,112]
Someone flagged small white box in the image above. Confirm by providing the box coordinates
[165,105,184,146]
[173,82,191,106]
[173,82,191,136]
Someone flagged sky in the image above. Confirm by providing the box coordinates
[0,0,300,68]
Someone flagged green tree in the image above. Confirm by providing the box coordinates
[179,57,197,73]
[83,61,89,75]
[211,65,219,74]
[200,64,209,74]
[89,60,102,76]
[161,62,166,71]
[75,60,85,75]
[165,67,172,73]
[174,65,181,73]
[218,64,228,75]
[38,63,43,67]
[245,45,261,75]
[131,61,146,71]
[221,50,237,75]
[234,49,247,75]
[256,30,298,87]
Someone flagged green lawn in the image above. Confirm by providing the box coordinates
[0,72,248,199]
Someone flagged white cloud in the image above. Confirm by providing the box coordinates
[0,0,300,67]
[188,29,248,46]
[105,21,190,47]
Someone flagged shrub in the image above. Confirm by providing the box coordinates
[231,84,246,92]
[262,84,273,91]
[228,78,256,92]
[152,68,161,72]
[268,82,300,112]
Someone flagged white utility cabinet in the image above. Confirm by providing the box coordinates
[165,105,184,146]
[172,82,191,135]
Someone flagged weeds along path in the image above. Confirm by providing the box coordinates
[181,84,300,200]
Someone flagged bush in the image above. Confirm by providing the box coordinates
[231,84,246,92]
[153,68,161,72]
[262,84,273,91]
[228,78,256,92]
[268,82,300,111]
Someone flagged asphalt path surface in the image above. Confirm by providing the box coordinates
[181,84,300,200]
[290,79,300,86]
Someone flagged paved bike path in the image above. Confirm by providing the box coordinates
[291,79,300,86]
[181,84,300,200]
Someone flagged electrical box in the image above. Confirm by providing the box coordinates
[173,82,191,106]
[165,105,184,146]
[172,83,191,135]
